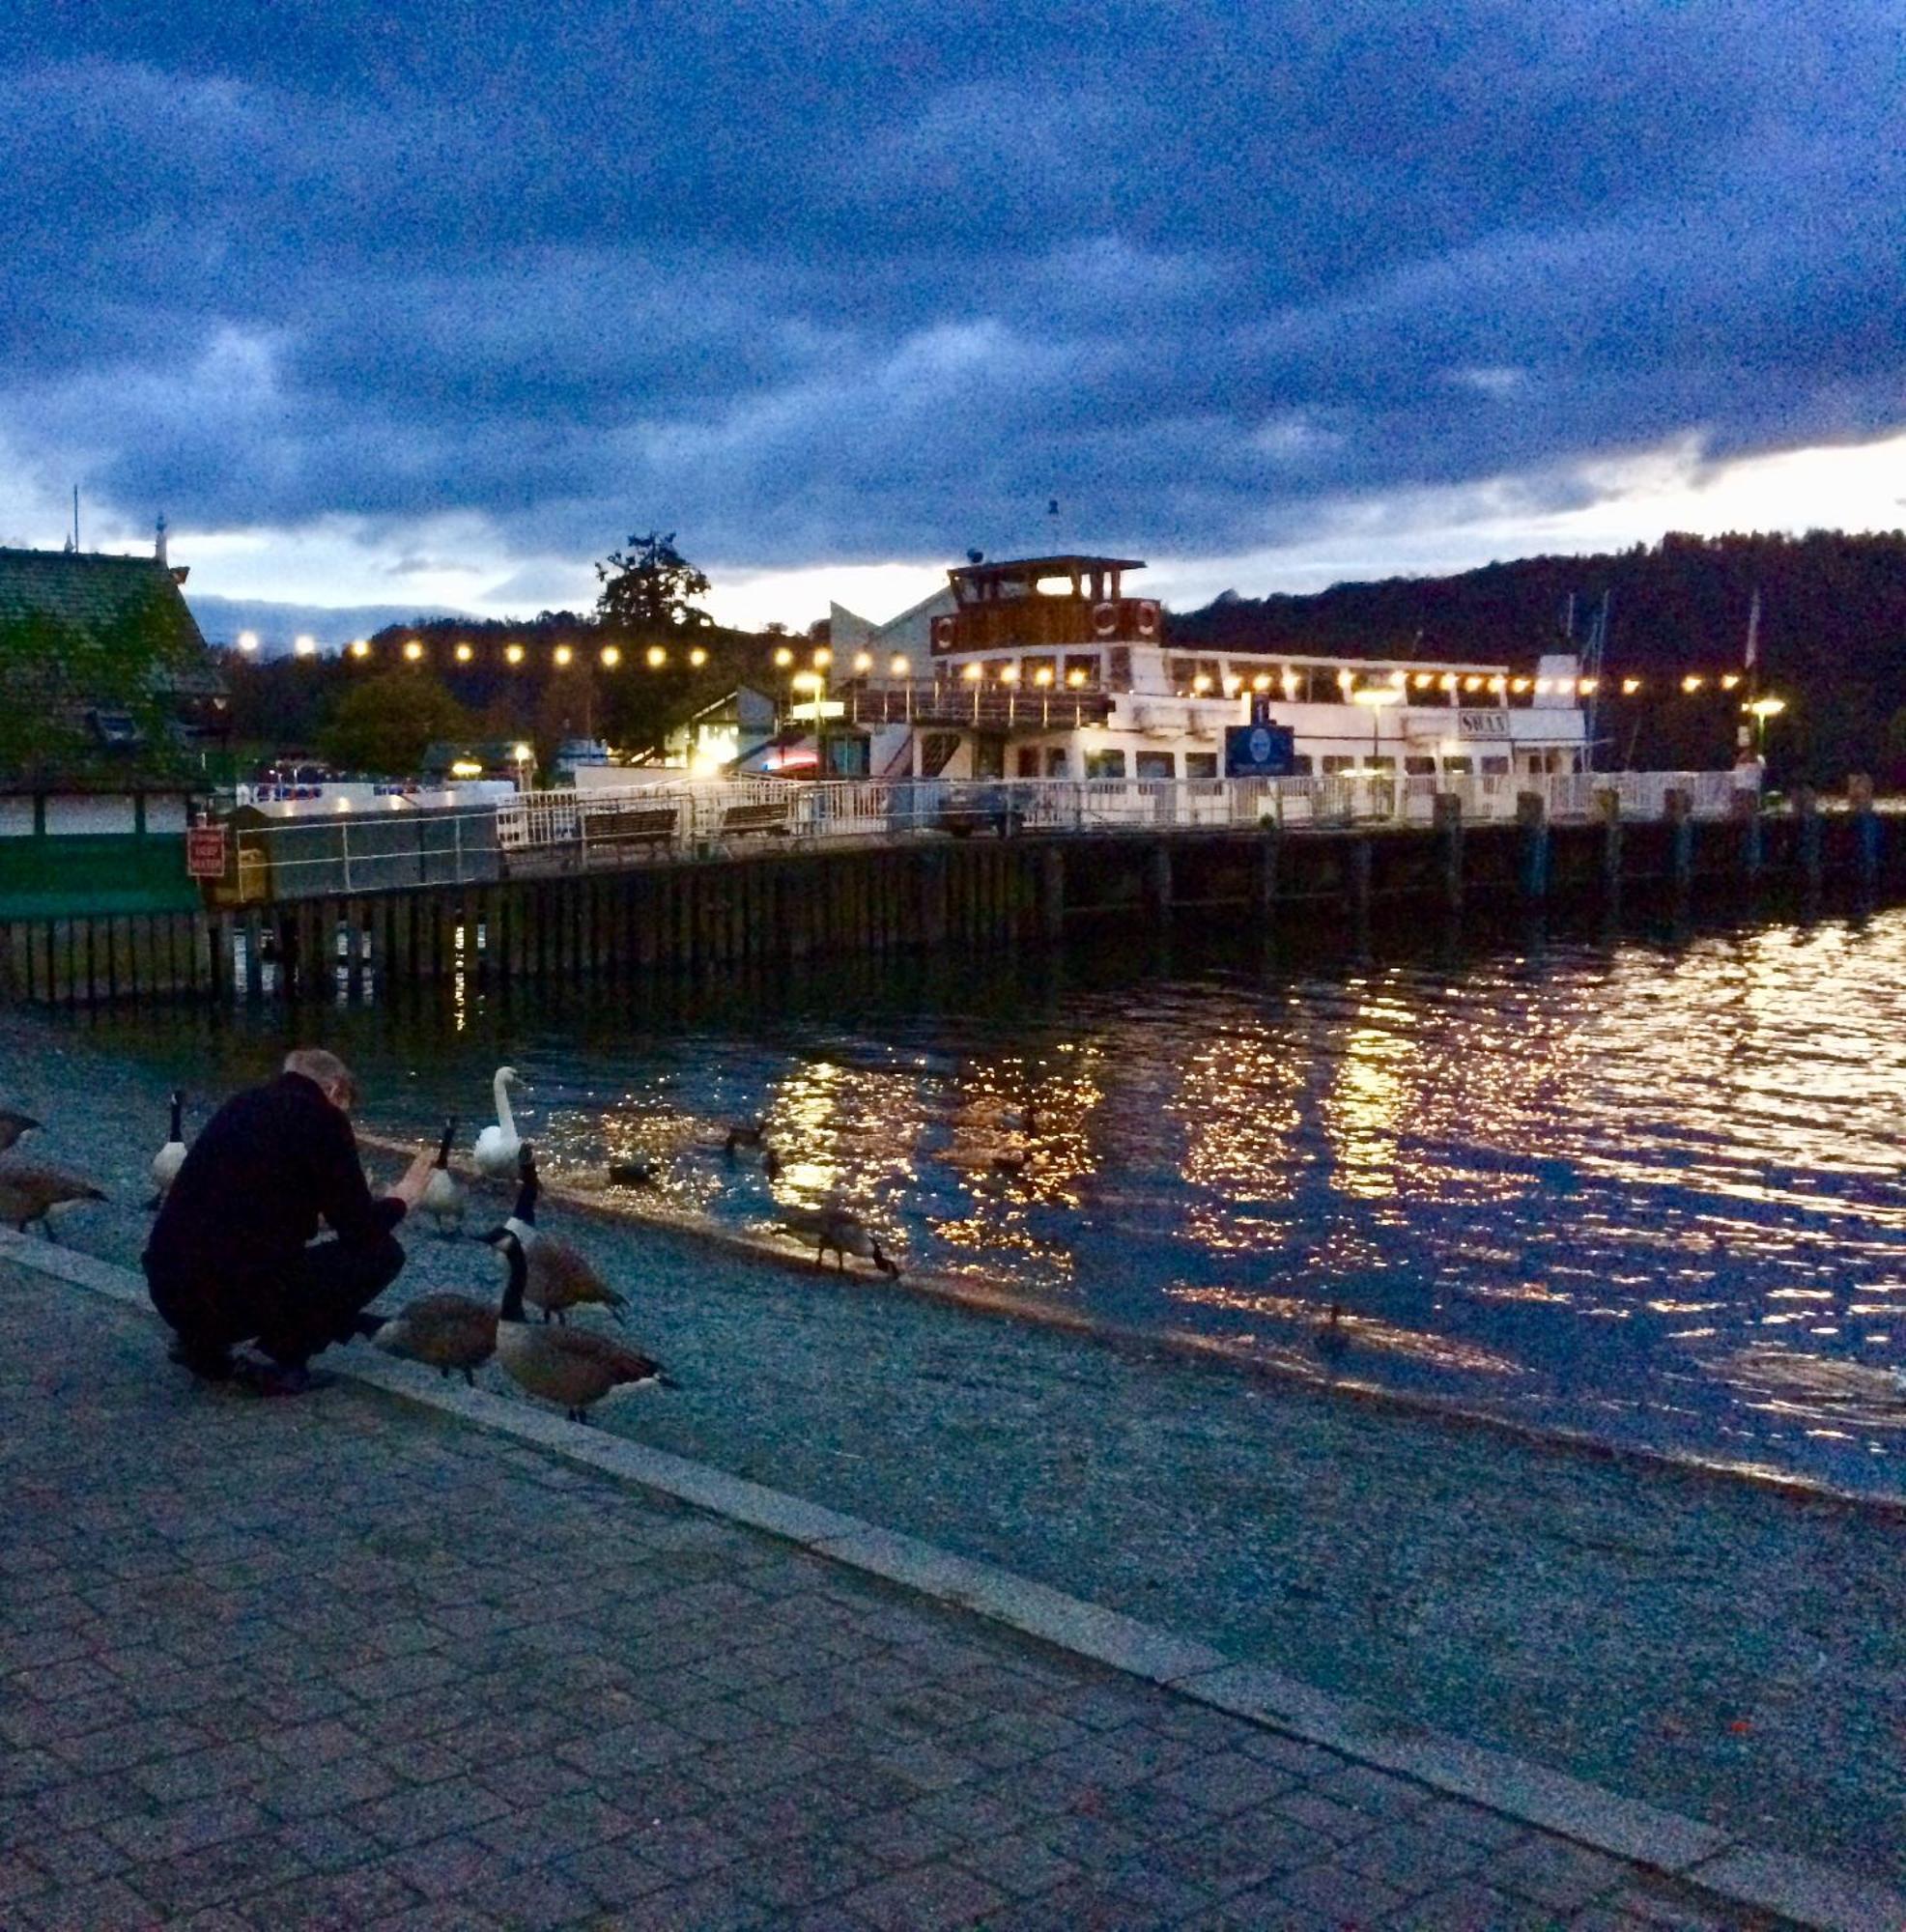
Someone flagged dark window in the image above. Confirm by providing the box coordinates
[1184,753,1218,780]
[1085,749,1127,780]
[1405,755,1437,776]
[1015,747,1042,778]
[1045,748,1068,777]
[1135,752,1176,780]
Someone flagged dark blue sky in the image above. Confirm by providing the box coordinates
[2,0,1900,621]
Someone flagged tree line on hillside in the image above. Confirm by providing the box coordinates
[221,533,806,777]
[1171,530,1906,783]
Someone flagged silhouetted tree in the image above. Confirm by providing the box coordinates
[595,531,712,635]
[320,669,470,775]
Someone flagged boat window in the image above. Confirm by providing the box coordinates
[1107,647,1133,690]
[1184,753,1219,780]
[918,733,961,778]
[1064,654,1100,687]
[1022,655,1057,687]
[1135,752,1176,781]
[1322,754,1357,774]
[1015,748,1042,778]
[1045,748,1068,777]
[1480,755,1508,775]
[1444,756,1476,775]
[1291,753,1315,776]
[1085,749,1127,780]
[1169,657,1198,692]
[1405,756,1437,776]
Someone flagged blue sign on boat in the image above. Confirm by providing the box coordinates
[1225,723,1295,777]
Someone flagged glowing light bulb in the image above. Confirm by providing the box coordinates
[454,641,473,664]
[889,654,910,678]
[237,630,259,653]
[504,643,525,666]
[600,645,621,668]
[403,639,423,662]
[646,645,667,668]
[348,639,370,660]
[689,646,707,668]
[553,644,574,668]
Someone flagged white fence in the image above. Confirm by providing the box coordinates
[244,771,1750,897]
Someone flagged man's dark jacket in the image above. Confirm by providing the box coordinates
[145,1071,405,1293]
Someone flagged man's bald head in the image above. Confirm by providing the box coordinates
[284,1048,356,1114]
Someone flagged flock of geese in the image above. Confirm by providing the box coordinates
[0,1064,912,1422]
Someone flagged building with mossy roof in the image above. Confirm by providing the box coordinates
[0,532,227,916]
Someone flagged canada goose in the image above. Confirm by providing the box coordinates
[777,1203,899,1276]
[473,1067,523,1179]
[1312,1301,1350,1366]
[418,1118,465,1236]
[147,1092,186,1209]
[482,1218,671,1422]
[373,1293,497,1386]
[0,1109,41,1155]
[608,1157,659,1188]
[511,1148,627,1325]
[0,1165,106,1238]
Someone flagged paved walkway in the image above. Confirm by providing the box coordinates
[0,1263,1779,1929]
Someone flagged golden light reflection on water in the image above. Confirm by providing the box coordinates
[358,905,1906,1493]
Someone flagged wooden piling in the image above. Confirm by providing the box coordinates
[1433,791,1463,910]
[1515,791,1550,902]
[1663,787,1694,894]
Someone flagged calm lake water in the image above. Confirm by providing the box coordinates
[76,901,1906,1497]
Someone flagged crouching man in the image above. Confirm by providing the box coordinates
[144,1048,436,1393]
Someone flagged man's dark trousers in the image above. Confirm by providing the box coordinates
[151,1234,403,1371]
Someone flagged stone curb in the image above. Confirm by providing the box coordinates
[9,1231,1900,1932]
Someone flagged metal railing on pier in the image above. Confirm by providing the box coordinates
[236,770,1753,900]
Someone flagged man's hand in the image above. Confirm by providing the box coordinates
[386,1149,439,1210]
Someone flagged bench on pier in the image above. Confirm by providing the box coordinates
[582,803,682,865]
[719,799,796,846]
[938,786,1026,838]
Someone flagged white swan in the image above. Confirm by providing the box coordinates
[472,1067,523,1178]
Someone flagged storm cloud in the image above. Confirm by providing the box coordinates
[2,0,1899,587]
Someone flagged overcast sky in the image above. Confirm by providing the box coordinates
[3,1,1901,630]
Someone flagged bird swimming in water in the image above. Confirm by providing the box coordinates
[608,1156,659,1188]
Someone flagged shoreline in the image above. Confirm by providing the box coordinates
[358,1126,1906,1526]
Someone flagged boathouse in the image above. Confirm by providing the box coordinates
[0,535,222,916]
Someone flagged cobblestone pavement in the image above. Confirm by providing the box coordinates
[0,1264,1774,1930]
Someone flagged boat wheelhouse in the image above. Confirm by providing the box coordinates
[780,554,1589,785]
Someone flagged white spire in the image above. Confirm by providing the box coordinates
[155,513,168,566]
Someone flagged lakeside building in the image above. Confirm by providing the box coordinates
[759,554,1589,783]
[0,534,225,916]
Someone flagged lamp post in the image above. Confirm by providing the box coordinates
[1351,684,1402,771]
[1745,695,1785,768]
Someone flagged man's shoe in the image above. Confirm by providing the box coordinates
[166,1337,235,1381]
[232,1356,325,1398]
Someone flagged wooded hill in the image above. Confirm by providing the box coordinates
[1170,531,1906,783]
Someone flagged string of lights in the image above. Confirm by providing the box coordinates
[227,630,1778,699]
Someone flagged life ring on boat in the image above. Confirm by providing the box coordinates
[931,615,955,650]
[1092,602,1119,638]
[1134,600,1160,639]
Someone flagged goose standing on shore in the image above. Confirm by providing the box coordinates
[418,1118,465,1236]
[508,1147,628,1324]
[0,1165,106,1238]
[473,1067,523,1178]
[148,1092,187,1209]
[778,1202,899,1276]
[0,1109,41,1155]
[482,1157,670,1421]
[373,1293,497,1385]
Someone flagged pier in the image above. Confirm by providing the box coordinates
[0,772,1892,1005]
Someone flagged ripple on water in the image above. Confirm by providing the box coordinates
[64,903,1906,1497]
